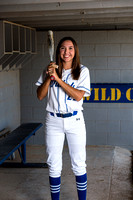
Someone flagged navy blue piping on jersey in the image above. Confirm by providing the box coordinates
[77,86,90,94]
[65,73,71,112]
[37,81,42,85]
[57,85,60,112]
[65,93,68,112]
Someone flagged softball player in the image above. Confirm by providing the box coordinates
[36,37,90,200]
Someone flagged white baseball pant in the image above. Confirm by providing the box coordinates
[45,111,87,177]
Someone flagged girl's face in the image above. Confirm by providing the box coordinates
[60,40,75,64]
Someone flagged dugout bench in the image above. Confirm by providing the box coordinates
[0,123,47,168]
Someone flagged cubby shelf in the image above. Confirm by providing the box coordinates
[0,20,37,71]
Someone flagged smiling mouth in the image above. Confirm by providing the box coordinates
[64,55,70,58]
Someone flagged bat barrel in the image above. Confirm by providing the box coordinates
[47,30,54,62]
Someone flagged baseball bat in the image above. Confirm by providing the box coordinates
[47,30,58,80]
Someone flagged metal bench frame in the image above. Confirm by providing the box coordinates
[0,123,47,168]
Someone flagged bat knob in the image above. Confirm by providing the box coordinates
[50,75,55,80]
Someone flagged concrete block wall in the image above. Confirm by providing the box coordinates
[20,30,133,149]
[0,70,20,132]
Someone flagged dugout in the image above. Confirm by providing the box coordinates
[0,1,133,151]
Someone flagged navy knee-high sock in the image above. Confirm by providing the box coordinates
[76,173,87,200]
[49,176,61,200]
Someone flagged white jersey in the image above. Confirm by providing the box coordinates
[36,64,90,114]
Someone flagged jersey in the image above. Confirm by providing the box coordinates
[36,64,90,114]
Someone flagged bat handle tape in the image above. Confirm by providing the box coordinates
[50,75,55,80]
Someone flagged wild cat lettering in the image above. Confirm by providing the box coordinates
[50,80,60,87]
[84,84,133,103]
[50,80,76,101]
[50,80,75,88]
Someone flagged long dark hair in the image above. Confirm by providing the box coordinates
[56,37,81,80]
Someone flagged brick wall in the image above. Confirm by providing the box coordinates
[20,30,133,149]
[0,70,20,131]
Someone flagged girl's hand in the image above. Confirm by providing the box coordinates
[47,62,58,80]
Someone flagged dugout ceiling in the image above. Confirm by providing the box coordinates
[0,0,133,31]
[1,0,133,71]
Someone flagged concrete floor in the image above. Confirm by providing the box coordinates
[0,145,132,200]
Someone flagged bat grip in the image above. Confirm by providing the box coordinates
[50,75,55,80]
[49,63,58,81]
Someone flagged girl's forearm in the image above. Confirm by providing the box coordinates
[56,78,85,101]
[37,77,51,100]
